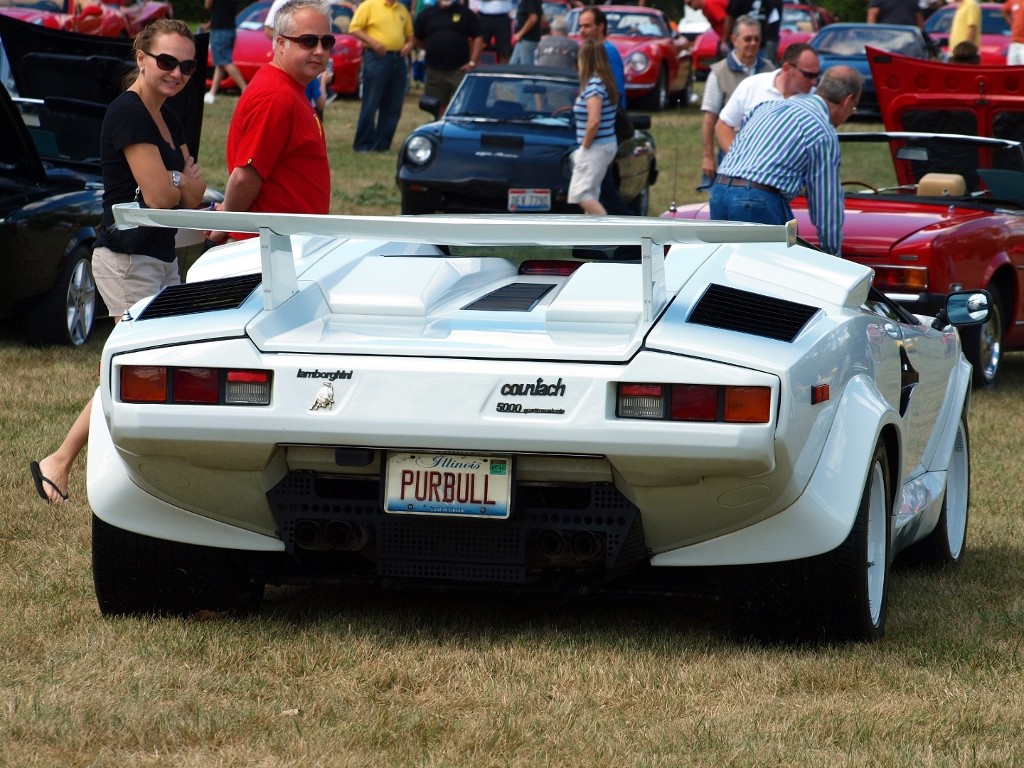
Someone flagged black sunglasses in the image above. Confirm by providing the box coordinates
[280,34,336,50]
[143,50,198,76]
[798,68,821,81]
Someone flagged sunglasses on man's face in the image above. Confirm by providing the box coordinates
[281,34,337,50]
[143,50,198,76]
[798,68,820,81]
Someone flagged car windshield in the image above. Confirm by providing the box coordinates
[782,7,814,32]
[0,0,65,9]
[446,73,580,123]
[237,0,270,29]
[838,133,1024,202]
[924,6,1009,35]
[566,8,667,37]
[813,26,922,56]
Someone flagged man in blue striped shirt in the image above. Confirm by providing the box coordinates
[709,66,862,256]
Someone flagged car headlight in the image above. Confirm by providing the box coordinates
[625,51,651,74]
[404,135,435,166]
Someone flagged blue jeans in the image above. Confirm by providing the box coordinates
[709,182,792,225]
[354,50,408,152]
[509,39,538,66]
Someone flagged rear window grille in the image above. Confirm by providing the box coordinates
[137,273,262,321]
[462,282,555,311]
[688,283,819,342]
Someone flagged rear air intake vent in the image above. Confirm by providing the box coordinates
[688,284,819,342]
[462,282,555,311]
[137,273,263,321]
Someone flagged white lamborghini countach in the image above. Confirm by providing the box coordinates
[87,208,988,643]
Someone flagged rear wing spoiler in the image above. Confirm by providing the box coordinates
[113,206,797,321]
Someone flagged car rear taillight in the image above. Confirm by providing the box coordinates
[518,260,583,276]
[617,383,771,423]
[872,265,929,293]
[119,366,272,405]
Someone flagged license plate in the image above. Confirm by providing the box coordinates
[384,453,511,518]
[508,188,551,212]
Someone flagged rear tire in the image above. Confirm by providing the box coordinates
[731,440,892,644]
[24,248,96,347]
[92,514,262,617]
[962,283,1002,387]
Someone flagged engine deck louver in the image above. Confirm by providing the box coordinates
[137,273,263,321]
[688,283,819,342]
[462,282,555,311]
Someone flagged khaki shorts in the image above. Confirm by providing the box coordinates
[424,67,466,105]
[567,142,617,204]
[92,246,180,317]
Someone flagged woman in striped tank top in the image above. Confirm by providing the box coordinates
[568,40,618,215]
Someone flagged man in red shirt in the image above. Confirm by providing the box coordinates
[212,0,332,242]
[1004,0,1024,65]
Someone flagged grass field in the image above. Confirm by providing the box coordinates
[3,90,1024,766]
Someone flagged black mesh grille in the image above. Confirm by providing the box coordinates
[137,273,262,321]
[462,282,555,311]
[688,284,819,342]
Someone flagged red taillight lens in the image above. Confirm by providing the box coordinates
[670,384,718,421]
[872,265,929,292]
[121,366,167,403]
[618,383,771,423]
[172,368,219,404]
[118,367,271,405]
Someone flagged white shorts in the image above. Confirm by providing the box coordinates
[567,142,617,204]
[92,246,180,317]
[1009,41,1024,66]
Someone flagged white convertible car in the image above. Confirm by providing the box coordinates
[88,208,988,643]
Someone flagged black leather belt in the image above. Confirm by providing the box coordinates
[716,174,781,196]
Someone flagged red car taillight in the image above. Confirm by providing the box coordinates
[617,383,771,423]
[120,366,271,405]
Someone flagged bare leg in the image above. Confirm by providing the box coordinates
[224,63,248,91]
[35,400,91,504]
[208,65,224,98]
[579,198,607,216]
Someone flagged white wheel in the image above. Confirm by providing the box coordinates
[908,411,969,565]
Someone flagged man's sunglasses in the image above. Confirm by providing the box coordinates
[143,50,198,76]
[798,68,821,81]
[280,34,337,50]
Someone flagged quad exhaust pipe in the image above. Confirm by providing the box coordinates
[293,520,370,552]
[536,529,605,563]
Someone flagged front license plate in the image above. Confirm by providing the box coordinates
[384,453,511,518]
[508,188,551,212]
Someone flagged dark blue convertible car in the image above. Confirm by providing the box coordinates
[396,66,658,216]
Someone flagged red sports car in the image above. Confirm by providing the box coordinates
[0,0,171,37]
[922,2,1010,65]
[662,53,1024,386]
[207,0,363,97]
[567,5,692,111]
[691,2,836,77]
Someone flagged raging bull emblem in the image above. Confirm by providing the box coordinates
[310,381,335,411]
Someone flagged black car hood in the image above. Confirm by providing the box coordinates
[0,14,209,167]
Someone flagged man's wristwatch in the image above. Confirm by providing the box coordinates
[468,60,476,67]
[171,170,181,188]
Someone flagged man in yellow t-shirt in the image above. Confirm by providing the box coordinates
[949,0,981,49]
[350,0,414,152]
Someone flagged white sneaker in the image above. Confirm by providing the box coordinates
[204,93,215,105]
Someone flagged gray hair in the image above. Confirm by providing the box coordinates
[732,14,760,37]
[274,0,331,38]
[816,66,863,105]
[550,15,568,33]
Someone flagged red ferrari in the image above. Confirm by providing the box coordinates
[207,0,363,97]
[567,5,692,111]
[0,0,171,37]
[663,51,1024,387]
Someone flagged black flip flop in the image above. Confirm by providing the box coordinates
[30,461,68,502]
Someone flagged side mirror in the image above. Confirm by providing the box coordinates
[419,95,442,120]
[931,289,991,329]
